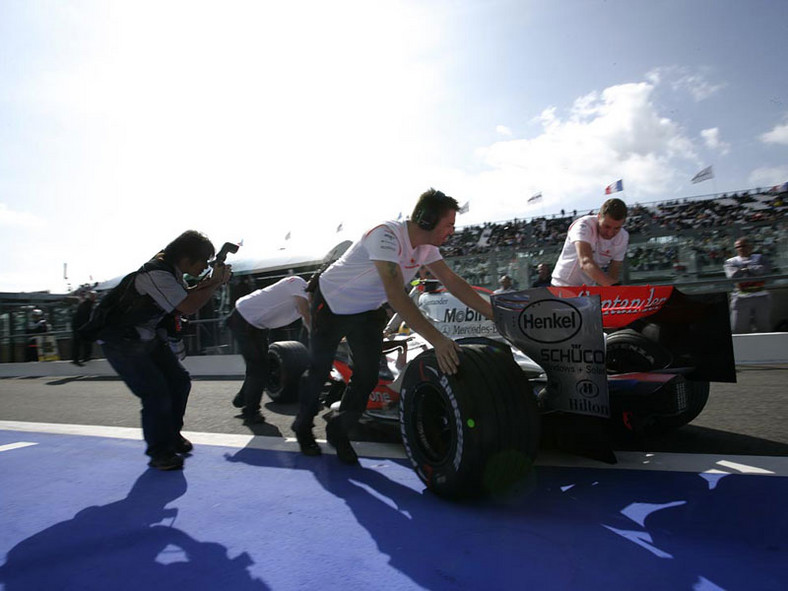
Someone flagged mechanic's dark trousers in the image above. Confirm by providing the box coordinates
[102,338,191,459]
[226,309,269,416]
[71,331,93,363]
[292,285,388,437]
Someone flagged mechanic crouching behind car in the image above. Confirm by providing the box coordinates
[551,198,629,287]
[292,188,493,464]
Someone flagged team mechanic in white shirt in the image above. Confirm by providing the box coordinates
[551,198,629,287]
[292,189,493,464]
[226,275,311,423]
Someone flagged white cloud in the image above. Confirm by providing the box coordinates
[701,128,730,154]
[0,204,46,228]
[467,79,698,221]
[648,66,725,102]
[760,120,788,145]
[496,125,513,136]
[749,165,788,187]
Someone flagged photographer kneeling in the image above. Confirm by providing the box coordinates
[92,230,232,470]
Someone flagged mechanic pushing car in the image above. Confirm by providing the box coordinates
[551,198,629,287]
[291,188,493,464]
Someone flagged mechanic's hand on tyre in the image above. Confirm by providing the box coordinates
[434,335,462,375]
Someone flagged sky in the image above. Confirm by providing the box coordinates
[1,0,787,293]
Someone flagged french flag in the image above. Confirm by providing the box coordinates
[605,179,623,194]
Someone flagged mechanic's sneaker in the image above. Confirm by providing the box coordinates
[232,391,245,408]
[294,429,321,456]
[148,453,184,471]
[242,411,266,425]
[175,435,193,454]
[327,426,358,465]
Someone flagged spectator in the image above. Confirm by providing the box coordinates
[724,236,772,333]
[532,263,552,287]
[25,309,49,362]
[493,274,515,294]
[72,290,97,366]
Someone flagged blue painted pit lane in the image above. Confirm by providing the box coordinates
[0,428,785,590]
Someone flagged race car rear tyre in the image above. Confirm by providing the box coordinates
[643,381,710,436]
[399,343,540,499]
[606,329,672,373]
[266,341,310,403]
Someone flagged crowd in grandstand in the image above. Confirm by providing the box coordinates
[442,189,786,262]
[440,188,787,291]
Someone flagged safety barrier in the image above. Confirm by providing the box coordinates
[0,333,785,378]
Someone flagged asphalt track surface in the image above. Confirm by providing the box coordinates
[1,365,787,590]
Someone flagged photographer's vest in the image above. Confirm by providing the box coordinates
[79,258,180,342]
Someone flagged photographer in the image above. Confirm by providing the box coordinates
[99,231,232,470]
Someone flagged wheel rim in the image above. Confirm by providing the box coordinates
[412,382,454,464]
[267,358,282,393]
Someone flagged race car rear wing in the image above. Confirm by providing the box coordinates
[545,285,736,383]
[493,286,736,383]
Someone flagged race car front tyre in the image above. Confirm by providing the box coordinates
[266,341,310,403]
[399,343,540,499]
[606,328,672,373]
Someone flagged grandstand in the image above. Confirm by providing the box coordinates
[1,187,786,362]
[443,187,787,290]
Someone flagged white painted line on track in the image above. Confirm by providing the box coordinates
[2,420,787,476]
[535,450,788,477]
[0,441,38,453]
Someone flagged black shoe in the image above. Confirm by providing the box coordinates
[148,453,184,471]
[242,412,266,425]
[294,429,321,456]
[71,360,84,367]
[327,425,358,465]
[232,391,245,408]
[175,436,193,454]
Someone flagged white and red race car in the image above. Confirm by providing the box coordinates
[266,282,735,499]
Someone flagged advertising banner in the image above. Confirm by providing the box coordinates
[419,290,498,339]
[493,289,609,418]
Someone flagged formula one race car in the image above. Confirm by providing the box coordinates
[266,282,736,499]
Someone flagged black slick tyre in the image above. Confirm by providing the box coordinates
[266,341,310,403]
[399,343,540,499]
[606,329,672,373]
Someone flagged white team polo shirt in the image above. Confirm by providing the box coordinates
[552,214,629,286]
[319,221,442,314]
[236,276,309,329]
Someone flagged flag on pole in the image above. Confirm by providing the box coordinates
[459,201,470,214]
[691,165,714,184]
[605,180,623,194]
[285,231,291,240]
[527,192,542,203]
[336,222,343,233]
